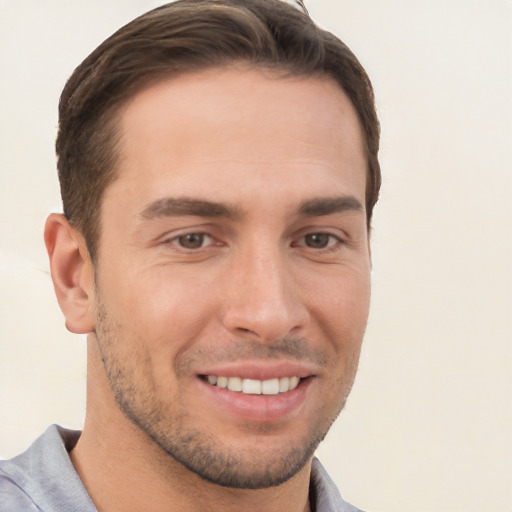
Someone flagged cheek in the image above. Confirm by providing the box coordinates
[307,268,371,356]
[311,274,369,409]
[103,267,221,362]
[102,262,215,320]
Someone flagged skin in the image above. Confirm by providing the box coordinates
[45,66,371,512]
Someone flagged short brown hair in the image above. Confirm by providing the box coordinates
[56,0,380,261]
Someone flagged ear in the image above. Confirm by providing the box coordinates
[44,213,96,334]
[367,229,373,270]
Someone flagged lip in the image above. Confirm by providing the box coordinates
[195,361,315,423]
[196,360,316,381]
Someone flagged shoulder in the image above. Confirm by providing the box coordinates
[0,470,41,511]
[0,425,95,512]
[311,457,366,512]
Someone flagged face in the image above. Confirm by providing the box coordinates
[90,67,371,489]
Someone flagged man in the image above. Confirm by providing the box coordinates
[0,0,380,510]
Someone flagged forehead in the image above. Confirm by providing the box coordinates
[109,66,367,209]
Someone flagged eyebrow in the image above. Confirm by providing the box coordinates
[140,197,243,220]
[139,195,363,222]
[297,196,364,217]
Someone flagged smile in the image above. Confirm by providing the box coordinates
[204,375,301,395]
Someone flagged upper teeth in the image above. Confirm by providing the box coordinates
[207,375,300,395]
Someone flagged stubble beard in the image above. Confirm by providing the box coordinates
[93,300,356,489]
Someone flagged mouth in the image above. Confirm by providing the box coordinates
[196,366,315,422]
[201,375,302,395]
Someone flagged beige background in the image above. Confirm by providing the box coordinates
[1,1,511,511]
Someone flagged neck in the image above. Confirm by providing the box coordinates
[70,340,312,512]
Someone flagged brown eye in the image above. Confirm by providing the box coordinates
[177,233,207,249]
[304,233,332,249]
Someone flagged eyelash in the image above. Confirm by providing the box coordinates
[293,232,345,252]
[165,231,345,253]
[167,232,216,250]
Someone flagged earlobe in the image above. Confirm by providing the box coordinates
[44,213,96,334]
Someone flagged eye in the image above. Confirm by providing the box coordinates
[296,232,342,250]
[304,233,332,249]
[171,233,213,249]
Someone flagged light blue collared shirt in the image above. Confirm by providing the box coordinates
[0,425,364,511]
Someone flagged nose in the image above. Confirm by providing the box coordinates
[220,244,309,342]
